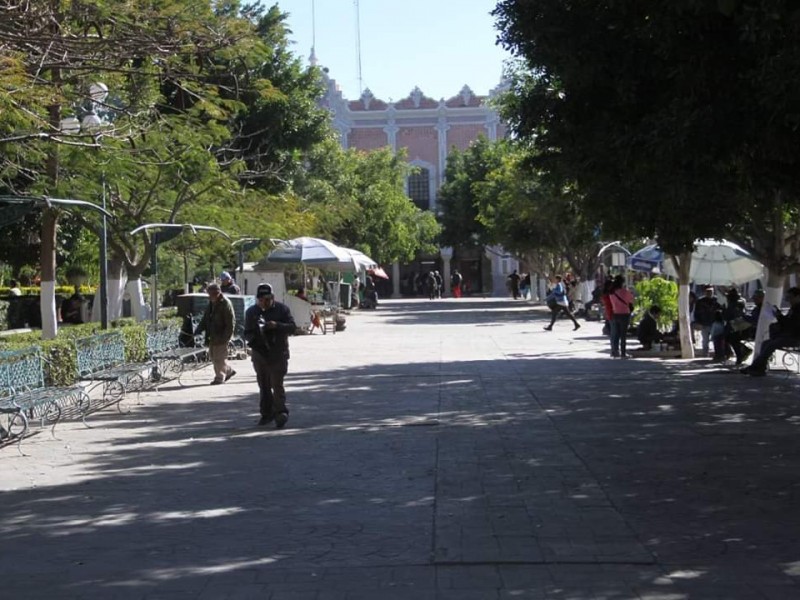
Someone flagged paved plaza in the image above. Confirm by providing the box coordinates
[3,298,800,599]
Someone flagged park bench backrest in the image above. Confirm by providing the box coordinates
[75,331,126,378]
[0,347,45,394]
[145,322,182,356]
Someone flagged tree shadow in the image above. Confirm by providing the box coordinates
[2,311,800,597]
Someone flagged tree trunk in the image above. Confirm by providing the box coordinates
[126,279,149,321]
[674,252,695,359]
[40,210,59,340]
[753,268,785,355]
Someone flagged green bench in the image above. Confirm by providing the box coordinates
[145,319,209,386]
[0,347,89,450]
[74,331,152,411]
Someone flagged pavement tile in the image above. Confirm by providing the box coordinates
[3,299,800,598]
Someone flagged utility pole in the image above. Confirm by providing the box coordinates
[354,0,363,95]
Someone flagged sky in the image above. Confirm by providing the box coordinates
[272,0,511,102]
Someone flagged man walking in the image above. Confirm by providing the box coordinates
[243,283,296,428]
[195,282,236,385]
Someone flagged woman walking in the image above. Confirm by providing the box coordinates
[544,275,581,331]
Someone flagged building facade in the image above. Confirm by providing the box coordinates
[320,71,517,297]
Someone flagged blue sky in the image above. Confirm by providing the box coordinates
[273,0,511,102]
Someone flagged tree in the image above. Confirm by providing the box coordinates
[492,1,777,356]
[293,141,440,264]
[0,0,259,337]
[437,137,600,280]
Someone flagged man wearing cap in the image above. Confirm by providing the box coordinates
[195,283,236,385]
[243,283,296,428]
[219,271,241,295]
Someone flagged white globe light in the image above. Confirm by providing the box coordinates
[82,112,103,133]
[89,82,109,103]
[59,116,80,134]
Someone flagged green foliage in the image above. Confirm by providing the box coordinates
[633,277,678,328]
[493,1,757,256]
[436,137,600,278]
[294,143,441,264]
[0,300,7,331]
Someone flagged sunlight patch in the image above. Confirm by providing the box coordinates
[152,507,247,521]
[666,569,704,579]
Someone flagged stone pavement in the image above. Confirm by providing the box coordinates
[3,298,800,599]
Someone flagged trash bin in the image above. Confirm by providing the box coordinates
[339,283,352,309]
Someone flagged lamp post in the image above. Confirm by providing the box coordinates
[0,195,114,329]
[60,81,111,329]
[231,238,261,294]
[130,224,231,323]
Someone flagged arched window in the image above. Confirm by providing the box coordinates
[407,168,431,211]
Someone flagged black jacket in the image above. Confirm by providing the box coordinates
[243,301,296,361]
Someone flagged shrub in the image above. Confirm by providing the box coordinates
[0,300,7,331]
[633,277,678,328]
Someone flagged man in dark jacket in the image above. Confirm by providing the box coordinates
[243,283,296,428]
[741,287,800,376]
[195,283,235,385]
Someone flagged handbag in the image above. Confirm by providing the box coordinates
[614,292,634,314]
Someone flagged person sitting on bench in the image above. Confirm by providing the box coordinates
[741,287,800,376]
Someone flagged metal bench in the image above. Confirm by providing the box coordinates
[0,347,89,449]
[74,331,152,411]
[145,319,209,386]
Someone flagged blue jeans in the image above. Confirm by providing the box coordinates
[611,314,631,356]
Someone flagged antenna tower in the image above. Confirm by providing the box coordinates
[354,0,363,95]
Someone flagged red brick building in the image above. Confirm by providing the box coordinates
[321,71,517,297]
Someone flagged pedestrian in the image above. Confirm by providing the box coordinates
[544,274,581,331]
[433,271,443,299]
[693,286,720,357]
[243,283,296,428]
[8,279,22,296]
[219,271,241,295]
[451,269,463,298]
[195,282,236,385]
[508,269,521,299]
[520,273,531,300]
[426,271,437,300]
[710,310,727,361]
[608,275,634,358]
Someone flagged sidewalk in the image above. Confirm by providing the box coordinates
[2,298,800,599]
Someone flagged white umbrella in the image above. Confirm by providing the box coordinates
[266,237,353,270]
[341,247,378,272]
[662,239,764,285]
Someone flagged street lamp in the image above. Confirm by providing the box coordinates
[59,82,111,329]
[0,195,114,329]
[231,238,262,294]
[130,224,231,323]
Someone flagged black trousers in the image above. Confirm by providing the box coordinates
[252,351,289,418]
